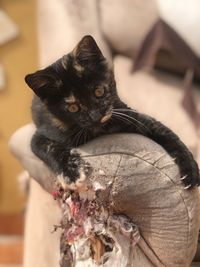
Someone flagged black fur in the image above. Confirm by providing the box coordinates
[25,35,200,187]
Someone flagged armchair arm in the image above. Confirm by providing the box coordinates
[9,124,200,267]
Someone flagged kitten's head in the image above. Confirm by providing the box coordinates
[25,35,118,128]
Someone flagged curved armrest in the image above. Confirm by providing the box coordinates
[9,124,200,267]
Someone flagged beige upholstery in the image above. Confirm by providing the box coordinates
[100,0,159,57]
[114,56,200,158]
[100,0,200,58]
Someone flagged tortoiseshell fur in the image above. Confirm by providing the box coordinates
[25,36,200,188]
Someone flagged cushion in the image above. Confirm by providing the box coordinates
[100,0,200,58]
[100,0,159,57]
[114,56,200,158]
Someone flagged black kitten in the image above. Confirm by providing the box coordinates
[25,35,200,188]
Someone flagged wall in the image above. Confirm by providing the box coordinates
[0,0,38,213]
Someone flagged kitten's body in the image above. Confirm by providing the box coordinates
[25,36,200,188]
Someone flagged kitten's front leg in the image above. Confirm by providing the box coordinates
[112,104,200,188]
[31,132,92,184]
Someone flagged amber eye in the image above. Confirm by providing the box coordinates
[67,104,79,113]
[95,87,105,97]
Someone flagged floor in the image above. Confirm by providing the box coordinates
[0,236,23,267]
[0,215,24,266]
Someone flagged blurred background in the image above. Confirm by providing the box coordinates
[0,0,37,265]
[0,0,200,266]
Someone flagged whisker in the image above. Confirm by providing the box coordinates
[66,126,80,138]
[75,130,81,147]
[79,127,86,146]
[112,113,147,134]
[83,128,88,145]
[113,108,152,132]
[112,113,138,128]
[112,112,139,126]
[71,128,82,147]
[113,111,146,128]
[82,128,86,145]
[75,128,84,147]
[112,111,150,133]
[80,128,86,145]
[113,108,138,113]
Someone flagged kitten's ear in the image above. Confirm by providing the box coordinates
[73,35,105,63]
[25,70,62,99]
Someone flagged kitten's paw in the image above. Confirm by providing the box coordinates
[179,163,200,189]
[66,154,92,184]
[180,175,191,189]
[180,174,200,189]
[177,156,200,189]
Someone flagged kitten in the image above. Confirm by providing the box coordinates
[25,35,199,188]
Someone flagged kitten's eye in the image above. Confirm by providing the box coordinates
[95,87,105,97]
[67,104,79,113]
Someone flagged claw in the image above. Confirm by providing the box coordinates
[70,149,79,155]
[84,163,91,168]
[184,184,192,189]
[180,175,188,180]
